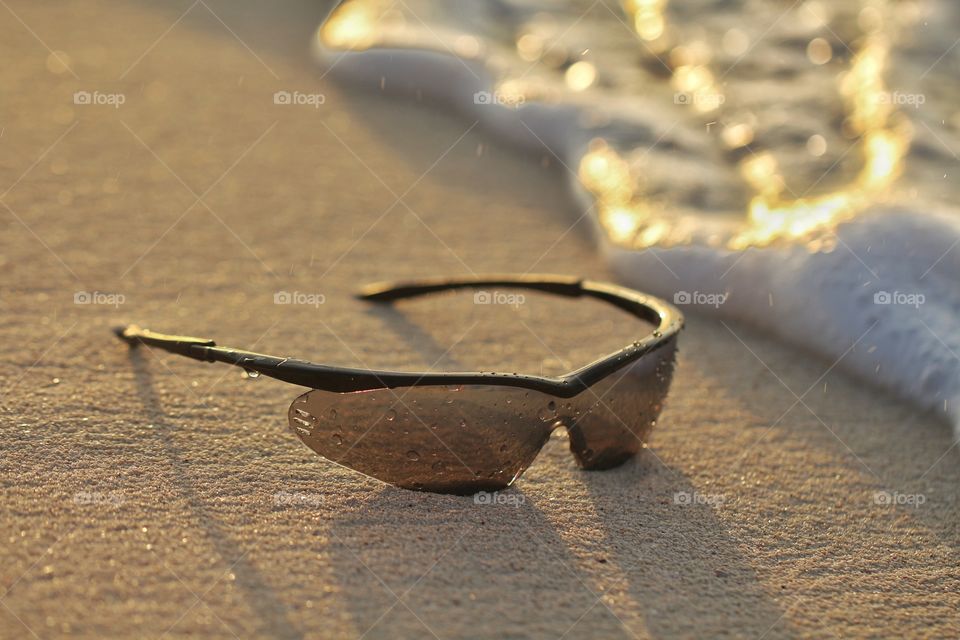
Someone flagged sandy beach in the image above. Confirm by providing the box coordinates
[2,1,959,638]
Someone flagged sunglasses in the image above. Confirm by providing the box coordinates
[114,275,683,494]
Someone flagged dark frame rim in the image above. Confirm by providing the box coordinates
[113,275,683,398]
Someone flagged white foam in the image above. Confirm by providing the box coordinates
[608,209,960,433]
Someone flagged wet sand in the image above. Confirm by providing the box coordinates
[1,1,959,638]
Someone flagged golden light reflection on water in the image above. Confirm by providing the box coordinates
[730,27,911,248]
[591,0,913,250]
[320,0,914,250]
[627,0,667,42]
[565,61,598,92]
[320,0,384,50]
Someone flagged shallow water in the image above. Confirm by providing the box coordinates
[314,0,960,435]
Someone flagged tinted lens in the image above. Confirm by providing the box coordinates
[564,341,677,469]
[288,385,558,494]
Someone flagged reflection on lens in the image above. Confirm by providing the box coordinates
[565,342,677,469]
[288,385,556,494]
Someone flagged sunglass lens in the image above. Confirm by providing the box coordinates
[564,342,677,469]
[288,385,558,494]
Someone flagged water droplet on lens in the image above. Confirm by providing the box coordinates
[243,369,260,379]
[333,434,343,445]
[459,419,467,428]
[385,409,397,421]
[538,401,558,421]
[328,409,337,420]
[431,461,445,471]
[406,450,420,461]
